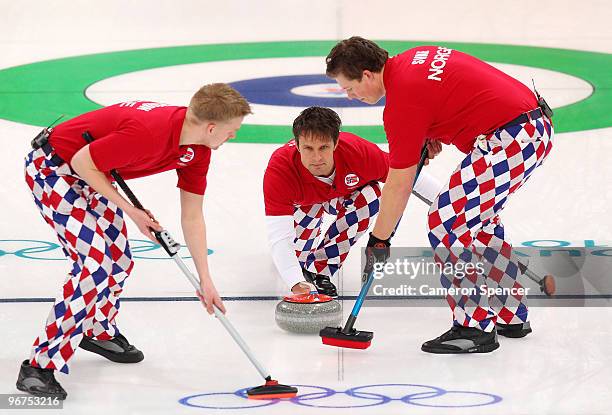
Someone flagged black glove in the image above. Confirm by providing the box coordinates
[364,232,391,275]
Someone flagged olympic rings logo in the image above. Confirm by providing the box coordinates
[0,239,213,260]
[179,383,502,410]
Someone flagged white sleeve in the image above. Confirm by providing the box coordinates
[412,170,443,206]
[265,215,305,290]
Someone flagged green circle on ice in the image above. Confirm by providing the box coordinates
[0,41,610,142]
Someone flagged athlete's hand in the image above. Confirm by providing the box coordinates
[424,140,442,165]
[197,277,226,315]
[291,281,317,295]
[126,206,163,243]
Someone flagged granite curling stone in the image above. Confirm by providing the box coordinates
[275,293,342,334]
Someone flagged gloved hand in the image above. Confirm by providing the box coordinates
[364,232,391,275]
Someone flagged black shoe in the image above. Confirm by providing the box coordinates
[16,360,67,400]
[496,321,532,338]
[79,333,144,363]
[302,269,338,297]
[421,325,500,354]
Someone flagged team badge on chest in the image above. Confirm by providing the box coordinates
[344,173,360,187]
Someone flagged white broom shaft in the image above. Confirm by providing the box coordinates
[171,255,270,380]
[82,131,273,381]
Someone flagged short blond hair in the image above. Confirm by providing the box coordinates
[189,83,251,122]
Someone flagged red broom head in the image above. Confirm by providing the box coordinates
[246,380,298,400]
[321,336,372,349]
[319,326,373,349]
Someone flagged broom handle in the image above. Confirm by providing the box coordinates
[81,131,271,381]
[342,146,429,334]
[518,261,550,292]
[171,254,270,380]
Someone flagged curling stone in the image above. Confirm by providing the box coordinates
[275,293,342,334]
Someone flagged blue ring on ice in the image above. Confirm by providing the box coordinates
[229,74,385,107]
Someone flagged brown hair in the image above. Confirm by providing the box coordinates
[292,107,341,146]
[188,83,251,122]
[326,36,389,81]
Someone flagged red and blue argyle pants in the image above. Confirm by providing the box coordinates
[294,182,381,278]
[24,146,134,373]
[427,113,554,332]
